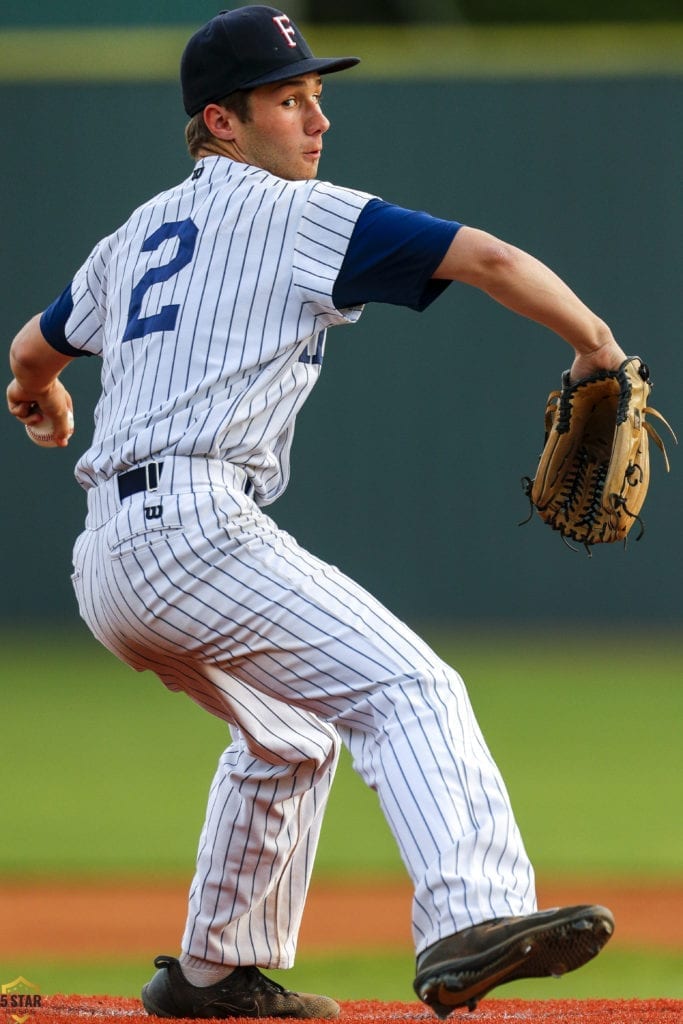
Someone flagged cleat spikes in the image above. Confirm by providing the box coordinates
[413,905,615,1018]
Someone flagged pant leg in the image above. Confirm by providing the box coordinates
[336,680,536,953]
[72,484,536,963]
[181,693,340,968]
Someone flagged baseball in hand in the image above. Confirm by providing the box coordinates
[25,410,75,448]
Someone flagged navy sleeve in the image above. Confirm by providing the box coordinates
[39,283,88,357]
[332,198,461,312]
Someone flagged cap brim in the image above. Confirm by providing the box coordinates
[241,56,360,90]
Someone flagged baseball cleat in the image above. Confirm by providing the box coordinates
[413,904,615,1018]
[141,954,340,1019]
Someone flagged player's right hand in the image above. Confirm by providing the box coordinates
[7,377,74,441]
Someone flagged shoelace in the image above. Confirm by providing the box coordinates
[234,966,290,996]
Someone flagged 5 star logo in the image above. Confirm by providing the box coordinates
[0,978,42,1024]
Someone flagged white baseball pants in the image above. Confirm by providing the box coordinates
[72,457,536,968]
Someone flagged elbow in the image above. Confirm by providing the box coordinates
[435,226,521,286]
[10,328,40,377]
[9,313,56,380]
[463,240,520,289]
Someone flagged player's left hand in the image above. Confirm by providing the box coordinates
[569,338,627,382]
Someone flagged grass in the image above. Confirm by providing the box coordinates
[429,628,683,880]
[3,626,681,880]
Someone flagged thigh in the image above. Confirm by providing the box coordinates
[78,489,449,725]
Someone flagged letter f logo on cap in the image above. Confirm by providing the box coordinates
[273,14,297,47]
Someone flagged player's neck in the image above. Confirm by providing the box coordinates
[197,139,242,162]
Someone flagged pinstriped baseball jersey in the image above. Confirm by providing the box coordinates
[43,156,373,505]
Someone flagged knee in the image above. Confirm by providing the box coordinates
[237,715,342,773]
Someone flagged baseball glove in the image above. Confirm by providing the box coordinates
[522,356,676,551]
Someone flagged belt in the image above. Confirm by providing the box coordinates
[117,462,164,501]
[116,460,254,500]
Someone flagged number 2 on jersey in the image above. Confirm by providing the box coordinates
[122,219,198,342]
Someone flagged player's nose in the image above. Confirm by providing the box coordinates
[307,104,330,134]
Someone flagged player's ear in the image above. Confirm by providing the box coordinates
[203,104,239,141]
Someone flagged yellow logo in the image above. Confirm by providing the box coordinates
[0,978,42,1024]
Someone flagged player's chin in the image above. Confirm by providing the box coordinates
[300,153,322,177]
[277,155,320,180]
[283,168,319,181]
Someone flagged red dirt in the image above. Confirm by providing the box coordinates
[1,877,681,958]
[25,995,683,1024]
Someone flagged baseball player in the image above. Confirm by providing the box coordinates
[7,6,623,1018]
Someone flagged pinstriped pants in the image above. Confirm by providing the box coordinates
[72,457,536,969]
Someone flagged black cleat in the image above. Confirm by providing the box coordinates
[141,954,340,1019]
[413,904,615,1018]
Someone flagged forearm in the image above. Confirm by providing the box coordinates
[434,227,626,371]
[7,314,75,442]
[10,314,73,392]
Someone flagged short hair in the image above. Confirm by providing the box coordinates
[185,89,253,159]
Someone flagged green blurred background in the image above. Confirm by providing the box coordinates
[2,0,682,1007]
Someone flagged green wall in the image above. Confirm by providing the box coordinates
[2,73,682,625]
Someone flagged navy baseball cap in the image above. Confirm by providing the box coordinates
[181,5,360,117]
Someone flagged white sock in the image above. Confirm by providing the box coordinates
[179,954,235,988]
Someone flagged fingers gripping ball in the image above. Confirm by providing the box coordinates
[25,410,75,448]
[522,357,676,551]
